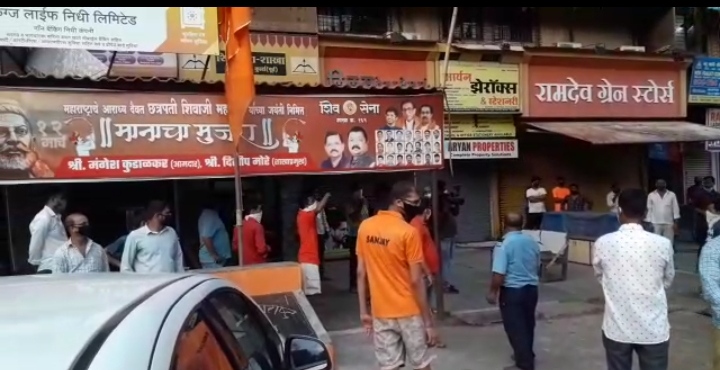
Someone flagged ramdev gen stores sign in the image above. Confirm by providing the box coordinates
[443,139,518,159]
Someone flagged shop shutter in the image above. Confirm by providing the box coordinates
[682,144,712,198]
[416,163,493,242]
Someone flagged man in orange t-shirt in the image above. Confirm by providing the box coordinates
[552,177,570,212]
[297,191,330,295]
[357,181,437,370]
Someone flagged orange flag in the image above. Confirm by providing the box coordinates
[220,7,255,153]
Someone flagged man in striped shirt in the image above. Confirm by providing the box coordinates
[53,213,109,273]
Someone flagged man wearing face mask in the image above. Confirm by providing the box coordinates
[53,213,109,273]
[297,191,331,295]
[28,193,68,274]
[239,199,269,265]
[121,200,184,273]
[357,181,437,370]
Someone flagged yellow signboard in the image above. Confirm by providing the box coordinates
[443,116,516,139]
[442,62,520,113]
[179,33,320,85]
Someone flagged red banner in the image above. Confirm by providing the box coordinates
[0,90,443,181]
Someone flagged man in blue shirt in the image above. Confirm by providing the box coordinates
[487,212,541,370]
[197,198,232,269]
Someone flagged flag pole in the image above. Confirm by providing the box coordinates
[433,6,458,321]
[222,7,255,266]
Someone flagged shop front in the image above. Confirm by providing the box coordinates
[436,60,521,241]
[500,54,717,224]
[689,56,720,195]
[498,52,720,226]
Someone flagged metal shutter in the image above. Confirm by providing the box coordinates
[682,144,712,194]
[416,162,493,242]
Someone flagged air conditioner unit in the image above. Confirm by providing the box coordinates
[555,42,582,49]
[618,45,646,52]
[401,32,421,40]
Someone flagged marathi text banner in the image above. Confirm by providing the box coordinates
[0,91,443,181]
[0,7,219,54]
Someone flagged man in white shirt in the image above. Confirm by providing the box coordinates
[53,213,109,273]
[593,188,674,370]
[28,193,68,274]
[646,179,680,243]
[121,200,184,273]
[525,176,546,230]
[606,183,620,213]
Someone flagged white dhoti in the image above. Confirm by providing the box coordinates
[301,263,322,295]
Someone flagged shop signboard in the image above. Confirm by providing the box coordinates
[690,57,720,105]
[442,61,521,113]
[0,7,219,54]
[179,33,319,85]
[527,62,683,118]
[443,116,515,139]
[323,49,430,88]
[443,140,518,159]
[706,108,720,151]
[0,90,443,182]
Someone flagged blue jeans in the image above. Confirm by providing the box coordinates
[440,237,455,286]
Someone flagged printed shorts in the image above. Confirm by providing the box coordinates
[373,315,434,370]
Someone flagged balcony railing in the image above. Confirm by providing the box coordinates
[317,7,391,35]
[443,7,536,44]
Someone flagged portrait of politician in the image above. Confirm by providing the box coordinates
[320,131,350,169]
[384,107,402,130]
[0,99,53,179]
[347,126,375,168]
[418,104,439,132]
[399,101,419,131]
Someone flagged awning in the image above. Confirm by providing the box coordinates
[525,121,720,145]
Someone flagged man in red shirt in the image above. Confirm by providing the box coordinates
[410,203,445,348]
[297,191,331,295]
[236,200,268,265]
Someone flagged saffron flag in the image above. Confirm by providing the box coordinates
[220,7,255,152]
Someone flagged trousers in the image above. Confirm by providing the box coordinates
[602,333,669,370]
[651,223,674,244]
[500,285,538,370]
[440,237,455,286]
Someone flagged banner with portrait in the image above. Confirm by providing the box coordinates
[0,90,443,182]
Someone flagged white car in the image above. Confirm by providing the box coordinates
[0,273,332,370]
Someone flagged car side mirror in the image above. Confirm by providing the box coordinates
[285,335,332,370]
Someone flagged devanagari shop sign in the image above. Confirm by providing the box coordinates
[442,61,521,113]
[0,90,443,182]
[527,62,683,118]
[0,7,219,54]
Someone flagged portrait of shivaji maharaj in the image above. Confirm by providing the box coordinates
[0,99,53,179]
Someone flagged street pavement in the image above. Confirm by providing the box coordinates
[332,311,715,370]
[312,244,712,368]
[312,245,705,332]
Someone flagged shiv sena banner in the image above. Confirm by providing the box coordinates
[0,90,443,182]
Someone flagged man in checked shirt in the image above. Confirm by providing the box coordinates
[699,221,720,370]
[53,213,109,273]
